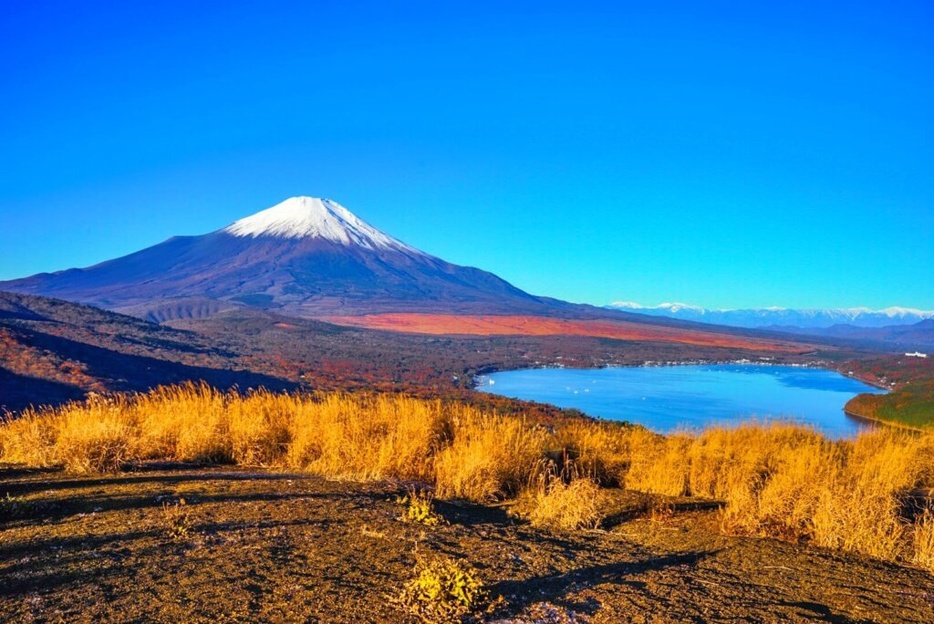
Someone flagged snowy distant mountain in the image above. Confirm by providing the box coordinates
[0,196,561,321]
[608,302,934,329]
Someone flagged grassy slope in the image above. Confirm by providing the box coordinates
[847,380,934,428]
[3,385,934,572]
[844,355,934,428]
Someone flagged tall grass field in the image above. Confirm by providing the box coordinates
[2,383,932,572]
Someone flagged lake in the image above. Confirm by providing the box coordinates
[477,364,887,438]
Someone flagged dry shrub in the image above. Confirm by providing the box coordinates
[624,429,691,497]
[617,420,934,566]
[6,383,934,573]
[700,425,933,562]
[690,424,835,538]
[161,498,193,540]
[808,429,929,560]
[0,409,59,467]
[397,487,443,526]
[528,475,603,531]
[227,391,296,465]
[52,396,134,473]
[688,423,825,497]
[134,383,232,463]
[371,396,448,481]
[285,393,446,481]
[434,413,546,502]
[912,510,934,573]
[551,419,633,486]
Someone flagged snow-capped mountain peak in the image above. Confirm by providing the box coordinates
[613,301,708,314]
[222,196,418,252]
[656,302,707,314]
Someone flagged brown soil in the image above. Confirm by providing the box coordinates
[2,466,932,623]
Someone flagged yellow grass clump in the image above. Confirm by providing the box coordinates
[434,413,547,501]
[286,393,448,482]
[912,510,934,571]
[550,419,634,486]
[528,475,603,531]
[624,429,692,497]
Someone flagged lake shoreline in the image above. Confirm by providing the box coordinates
[843,408,925,434]
[477,363,884,439]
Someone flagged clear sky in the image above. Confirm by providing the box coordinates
[1,1,932,310]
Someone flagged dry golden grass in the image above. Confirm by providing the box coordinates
[528,475,603,531]
[434,413,547,501]
[3,384,934,573]
[624,429,692,497]
[285,393,448,482]
[912,510,934,571]
[550,419,633,486]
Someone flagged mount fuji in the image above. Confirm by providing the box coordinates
[0,197,566,322]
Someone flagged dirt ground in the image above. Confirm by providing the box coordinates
[1,465,932,623]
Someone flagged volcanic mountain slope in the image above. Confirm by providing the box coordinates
[0,197,560,321]
[0,291,294,413]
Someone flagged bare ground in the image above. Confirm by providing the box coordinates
[1,466,932,623]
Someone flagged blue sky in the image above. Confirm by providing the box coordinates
[1,1,932,310]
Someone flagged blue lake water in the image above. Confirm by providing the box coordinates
[477,364,887,438]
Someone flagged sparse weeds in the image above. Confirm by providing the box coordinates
[647,495,675,524]
[161,498,193,540]
[398,487,443,526]
[395,554,497,623]
[360,524,388,539]
[0,492,33,520]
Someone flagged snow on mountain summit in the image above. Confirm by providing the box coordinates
[607,301,934,328]
[222,196,418,252]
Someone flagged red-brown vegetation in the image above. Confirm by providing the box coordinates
[326,313,809,353]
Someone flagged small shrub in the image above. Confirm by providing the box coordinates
[552,419,633,486]
[396,555,493,623]
[398,488,443,526]
[647,495,675,524]
[528,476,603,531]
[162,498,193,540]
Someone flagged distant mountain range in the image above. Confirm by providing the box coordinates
[608,302,934,329]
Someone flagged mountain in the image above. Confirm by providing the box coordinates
[774,319,934,350]
[608,302,934,329]
[0,197,559,321]
[0,291,294,413]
